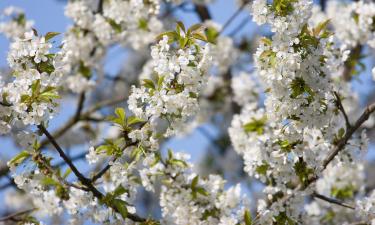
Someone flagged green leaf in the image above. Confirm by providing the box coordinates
[271,0,298,17]
[113,185,127,198]
[191,175,199,190]
[243,117,267,135]
[38,61,55,73]
[255,164,269,176]
[331,185,355,200]
[127,116,145,126]
[113,199,128,219]
[138,18,148,31]
[143,79,155,90]
[156,31,178,42]
[9,150,30,166]
[205,27,219,43]
[179,36,189,48]
[170,159,188,168]
[115,108,126,123]
[15,13,26,26]
[62,168,72,179]
[192,33,208,42]
[44,32,60,41]
[313,19,330,36]
[31,80,41,94]
[78,61,91,78]
[176,21,186,33]
[195,187,209,197]
[244,209,252,225]
[41,177,59,186]
[157,75,165,91]
[188,23,204,34]
[293,158,314,186]
[260,37,272,46]
[338,128,345,139]
[289,77,314,103]
[107,18,122,33]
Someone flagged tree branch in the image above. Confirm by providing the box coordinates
[219,0,250,36]
[313,192,355,210]
[0,208,36,222]
[322,102,375,170]
[334,91,351,128]
[194,4,211,21]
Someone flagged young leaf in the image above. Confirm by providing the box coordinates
[143,79,155,90]
[9,151,30,166]
[45,32,60,41]
[176,21,186,33]
[112,199,128,219]
[244,209,252,225]
[127,116,145,126]
[115,108,126,123]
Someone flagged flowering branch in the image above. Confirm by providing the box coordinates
[322,102,375,170]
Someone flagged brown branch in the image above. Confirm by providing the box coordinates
[334,91,351,128]
[322,102,375,170]
[0,208,36,222]
[38,124,148,222]
[194,4,211,21]
[219,1,250,36]
[74,92,86,122]
[313,192,355,210]
[254,102,375,224]
[39,96,126,148]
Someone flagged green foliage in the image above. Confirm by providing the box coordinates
[78,61,91,78]
[289,77,314,103]
[274,211,297,225]
[44,32,60,41]
[255,163,269,176]
[96,138,124,157]
[243,116,267,135]
[166,149,189,168]
[259,50,277,67]
[8,150,31,166]
[156,21,213,49]
[276,139,302,153]
[102,186,129,220]
[21,80,60,108]
[15,13,26,26]
[244,209,252,225]
[333,127,345,145]
[293,158,314,186]
[107,18,122,33]
[190,175,209,199]
[331,185,355,200]
[201,208,220,220]
[107,107,145,130]
[271,0,298,17]
[138,18,148,31]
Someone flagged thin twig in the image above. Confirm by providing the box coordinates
[334,91,351,128]
[0,208,36,222]
[229,16,250,37]
[194,4,211,21]
[74,92,86,122]
[313,192,355,210]
[37,125,92,186]
[218,1,250,36]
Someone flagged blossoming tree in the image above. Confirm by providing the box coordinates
[1,0,375,224]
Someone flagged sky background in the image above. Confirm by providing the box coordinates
[0,0,375,223]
